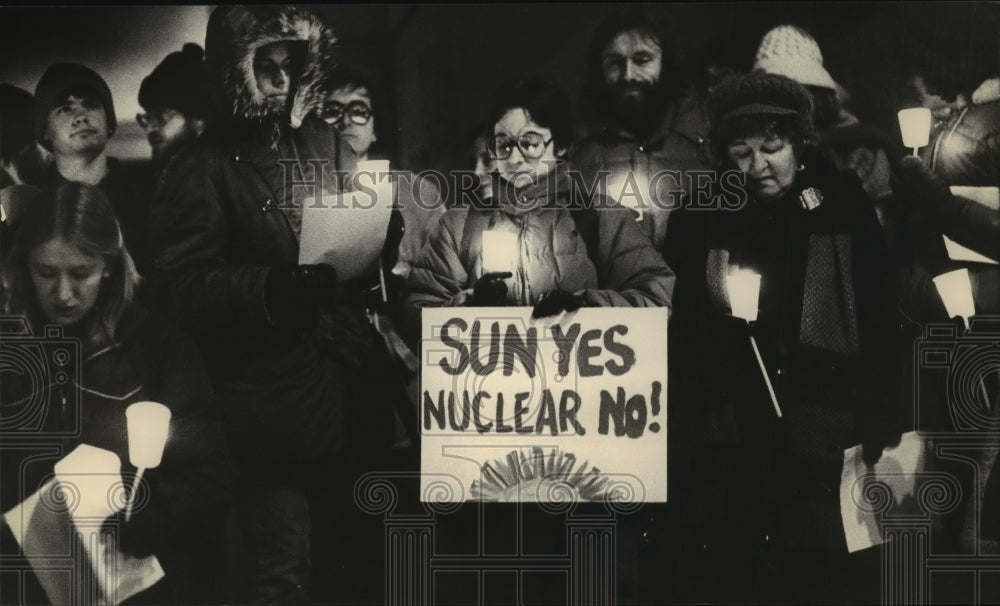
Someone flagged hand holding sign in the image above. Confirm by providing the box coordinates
[532,290,585,319]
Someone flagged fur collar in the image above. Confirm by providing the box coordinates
[206,6,337,128]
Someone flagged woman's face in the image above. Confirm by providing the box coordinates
[254,41,297,112]
[494,108,557,189]
[29,237,107,326]
[727,133,798,200]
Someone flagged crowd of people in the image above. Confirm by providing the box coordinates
[1,4,998,605]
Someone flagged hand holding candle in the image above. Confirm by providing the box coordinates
[897,108,932,157]
[124,402,171,521]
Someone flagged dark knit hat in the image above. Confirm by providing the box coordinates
[707,70,813,123]
[33,63,116,150]
[139,43,213,119]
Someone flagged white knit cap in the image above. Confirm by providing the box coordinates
[753,25,837,91]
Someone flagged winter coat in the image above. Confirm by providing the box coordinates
[403,162,674,338]
[388,169,446,280]
[667,147,898,551]
[569,88,712,250]
[147,5,398,467]
[0,304,234,603]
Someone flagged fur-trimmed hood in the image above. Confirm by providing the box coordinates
[205,5,336,128]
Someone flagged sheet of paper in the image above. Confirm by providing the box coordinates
[3,453,165,605]
[298,184,393,281]
[950,186,999,210]
[840,431,925,553]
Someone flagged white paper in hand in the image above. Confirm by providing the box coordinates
[3,445,165,605]
[298,183,394,281]
[943,186,999,264]
[839,431,926,553]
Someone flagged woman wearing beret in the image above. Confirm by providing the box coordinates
[666,71,900,603]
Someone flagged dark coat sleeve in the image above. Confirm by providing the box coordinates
[119,312,235,557]
[401,209,474,347]
[146,148,273,338]
[582,204,676,310]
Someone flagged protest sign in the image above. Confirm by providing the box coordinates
[420,307,668,503]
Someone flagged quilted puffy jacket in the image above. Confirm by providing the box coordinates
[403,162,674,337]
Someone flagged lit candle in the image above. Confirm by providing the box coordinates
[124,401,172,521]
[726,269,761,322]
[126,401,172,469]
[481,230,518,273]
[897,108,932,157]
[724,269,781,417]
[933,268,976,330]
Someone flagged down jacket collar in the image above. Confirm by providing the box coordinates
[493,162,575,217]
[205,5,336,128]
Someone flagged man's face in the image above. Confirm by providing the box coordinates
[601,30,663,99]
[44,94,109,158]
[254,41,297,112]
[140,107,204,161]
[324,85,376,160]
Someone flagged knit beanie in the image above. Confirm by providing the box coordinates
[33,63,117,150]
[139,43,213,119]
[707,70,813,123]
[753,25,837,91]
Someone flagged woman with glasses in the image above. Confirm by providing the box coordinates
[404,77,673,339]
[322,66,444,281]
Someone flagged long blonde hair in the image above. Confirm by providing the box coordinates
[2,182,139,343]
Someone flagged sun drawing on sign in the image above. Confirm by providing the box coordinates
[471,447,613,502]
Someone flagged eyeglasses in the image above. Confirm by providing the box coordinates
[488,132,553,160]
[322,100,372,126]
[136,109,180,130]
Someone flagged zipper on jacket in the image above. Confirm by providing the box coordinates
[233,150,298,241]
[518,219,530,305]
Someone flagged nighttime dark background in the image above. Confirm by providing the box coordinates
[2,3,998,173]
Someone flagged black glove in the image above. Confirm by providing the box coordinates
[103,505,164,558]
[265,263,339,332]
[860,406,903,467]
[891,156,952,216]
[467,272,512,307]
[532,290,585,319]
